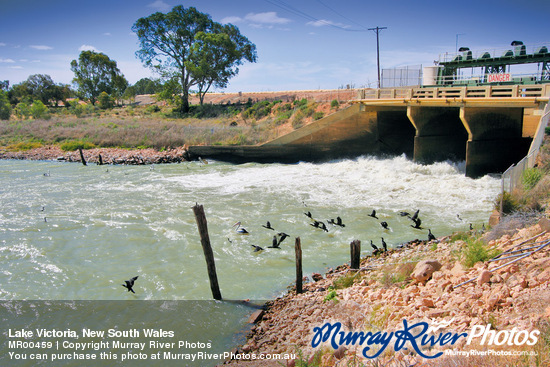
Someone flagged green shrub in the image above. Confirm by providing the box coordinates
[313,111,324,120]
[15,102,31,119]
[461,238,500,268]
[330,99,339,109]
[274,110,292,125]
[333,273,356,289]
[292,109,305,129]
[60,140,96,151]
[0,91,11,120]
[323,288,338,303]
[545,126,550,135]
[522,168,543,190]
[98,92,114,110]
[495,191,520,214]
[31,100,50,119]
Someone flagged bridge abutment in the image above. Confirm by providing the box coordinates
[460,107,528,177]
[407,106,468,164]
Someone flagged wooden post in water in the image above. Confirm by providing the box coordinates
[350,240,361,270]
[78,148,87,166]
[192,204,222,300]
[295,237,303,294]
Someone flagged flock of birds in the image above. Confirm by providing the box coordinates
[228,204,444,256]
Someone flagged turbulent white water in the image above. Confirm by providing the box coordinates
[0,155,500,301]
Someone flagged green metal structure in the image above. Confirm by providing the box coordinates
[436,41,550,86]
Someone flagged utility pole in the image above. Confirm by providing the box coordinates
[368,26,387,89]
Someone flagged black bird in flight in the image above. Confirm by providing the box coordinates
[380,221,389,230]
[310,220,328,232]
[277,232,289,246]
[251,245,264,252]
[410,209,420,222]
[122,276,139,294]
[268,235,280,249]
[368,210,378,219]
[328,216,345,227]
[411,217,422,229]
[304,211,313,219]
[262,221,275,230]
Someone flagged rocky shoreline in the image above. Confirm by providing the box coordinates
[0,145,191,165]
[221,219,550,367]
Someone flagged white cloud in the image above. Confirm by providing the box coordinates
[79,44,100,52]
[9,66,23,69]
[148,0,170,12]
[221,16,242,24]
[0,58,15,63]
[306,19,350,29]
[103,32,112,36]
[30,45,53,50]
[0,42,6,46]
[244,12,291,25]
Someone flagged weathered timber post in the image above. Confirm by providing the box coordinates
[350,240,361,269]
[78,148,87,166]
[192,204,222,300]
[295,237,303,294]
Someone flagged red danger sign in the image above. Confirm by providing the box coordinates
[487,73,512,83]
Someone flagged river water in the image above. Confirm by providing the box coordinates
[0,156,500,365]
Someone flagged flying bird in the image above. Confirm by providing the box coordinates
[251,245,264,252]
[380,221,389,230]
[262,221,275,230]
[277,232,289,246]
[328,216,345,227]
[304,211,313,219]
[268,235,280,249]
[122,276,139,294]
[411,217,422,229]
[410,209,420,222]
[310,220,328,232]
[368,210,378,219]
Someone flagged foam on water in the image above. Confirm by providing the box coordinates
[0,157,500,301]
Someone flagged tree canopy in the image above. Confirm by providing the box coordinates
[70,50,128,105]
[132,5,257,113]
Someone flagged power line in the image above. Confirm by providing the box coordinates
[263,0,365,32]
[315,0,369,31]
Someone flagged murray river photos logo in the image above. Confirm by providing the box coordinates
[311,319,540,359]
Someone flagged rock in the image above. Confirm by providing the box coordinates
[538,217,550,232]
[421,298,434,308]
[477,270,492,286]
[449,262,466,277]
[536,268,550,283]
[333,346,347,360]
[488,209,501,226]
[312,273,323,282]
[248,310,264,324]
[411,260,442,283]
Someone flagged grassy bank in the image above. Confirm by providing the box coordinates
[0,96,343,151]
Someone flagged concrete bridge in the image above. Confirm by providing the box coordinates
[188,84,550,178]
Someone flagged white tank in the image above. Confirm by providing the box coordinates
[422,66,441,86]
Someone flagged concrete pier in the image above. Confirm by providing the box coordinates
[188,85,549,177]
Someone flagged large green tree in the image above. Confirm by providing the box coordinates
[132,5,257,113]
[70,50,128,105]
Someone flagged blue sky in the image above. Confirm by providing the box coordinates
[1,0,549,92]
